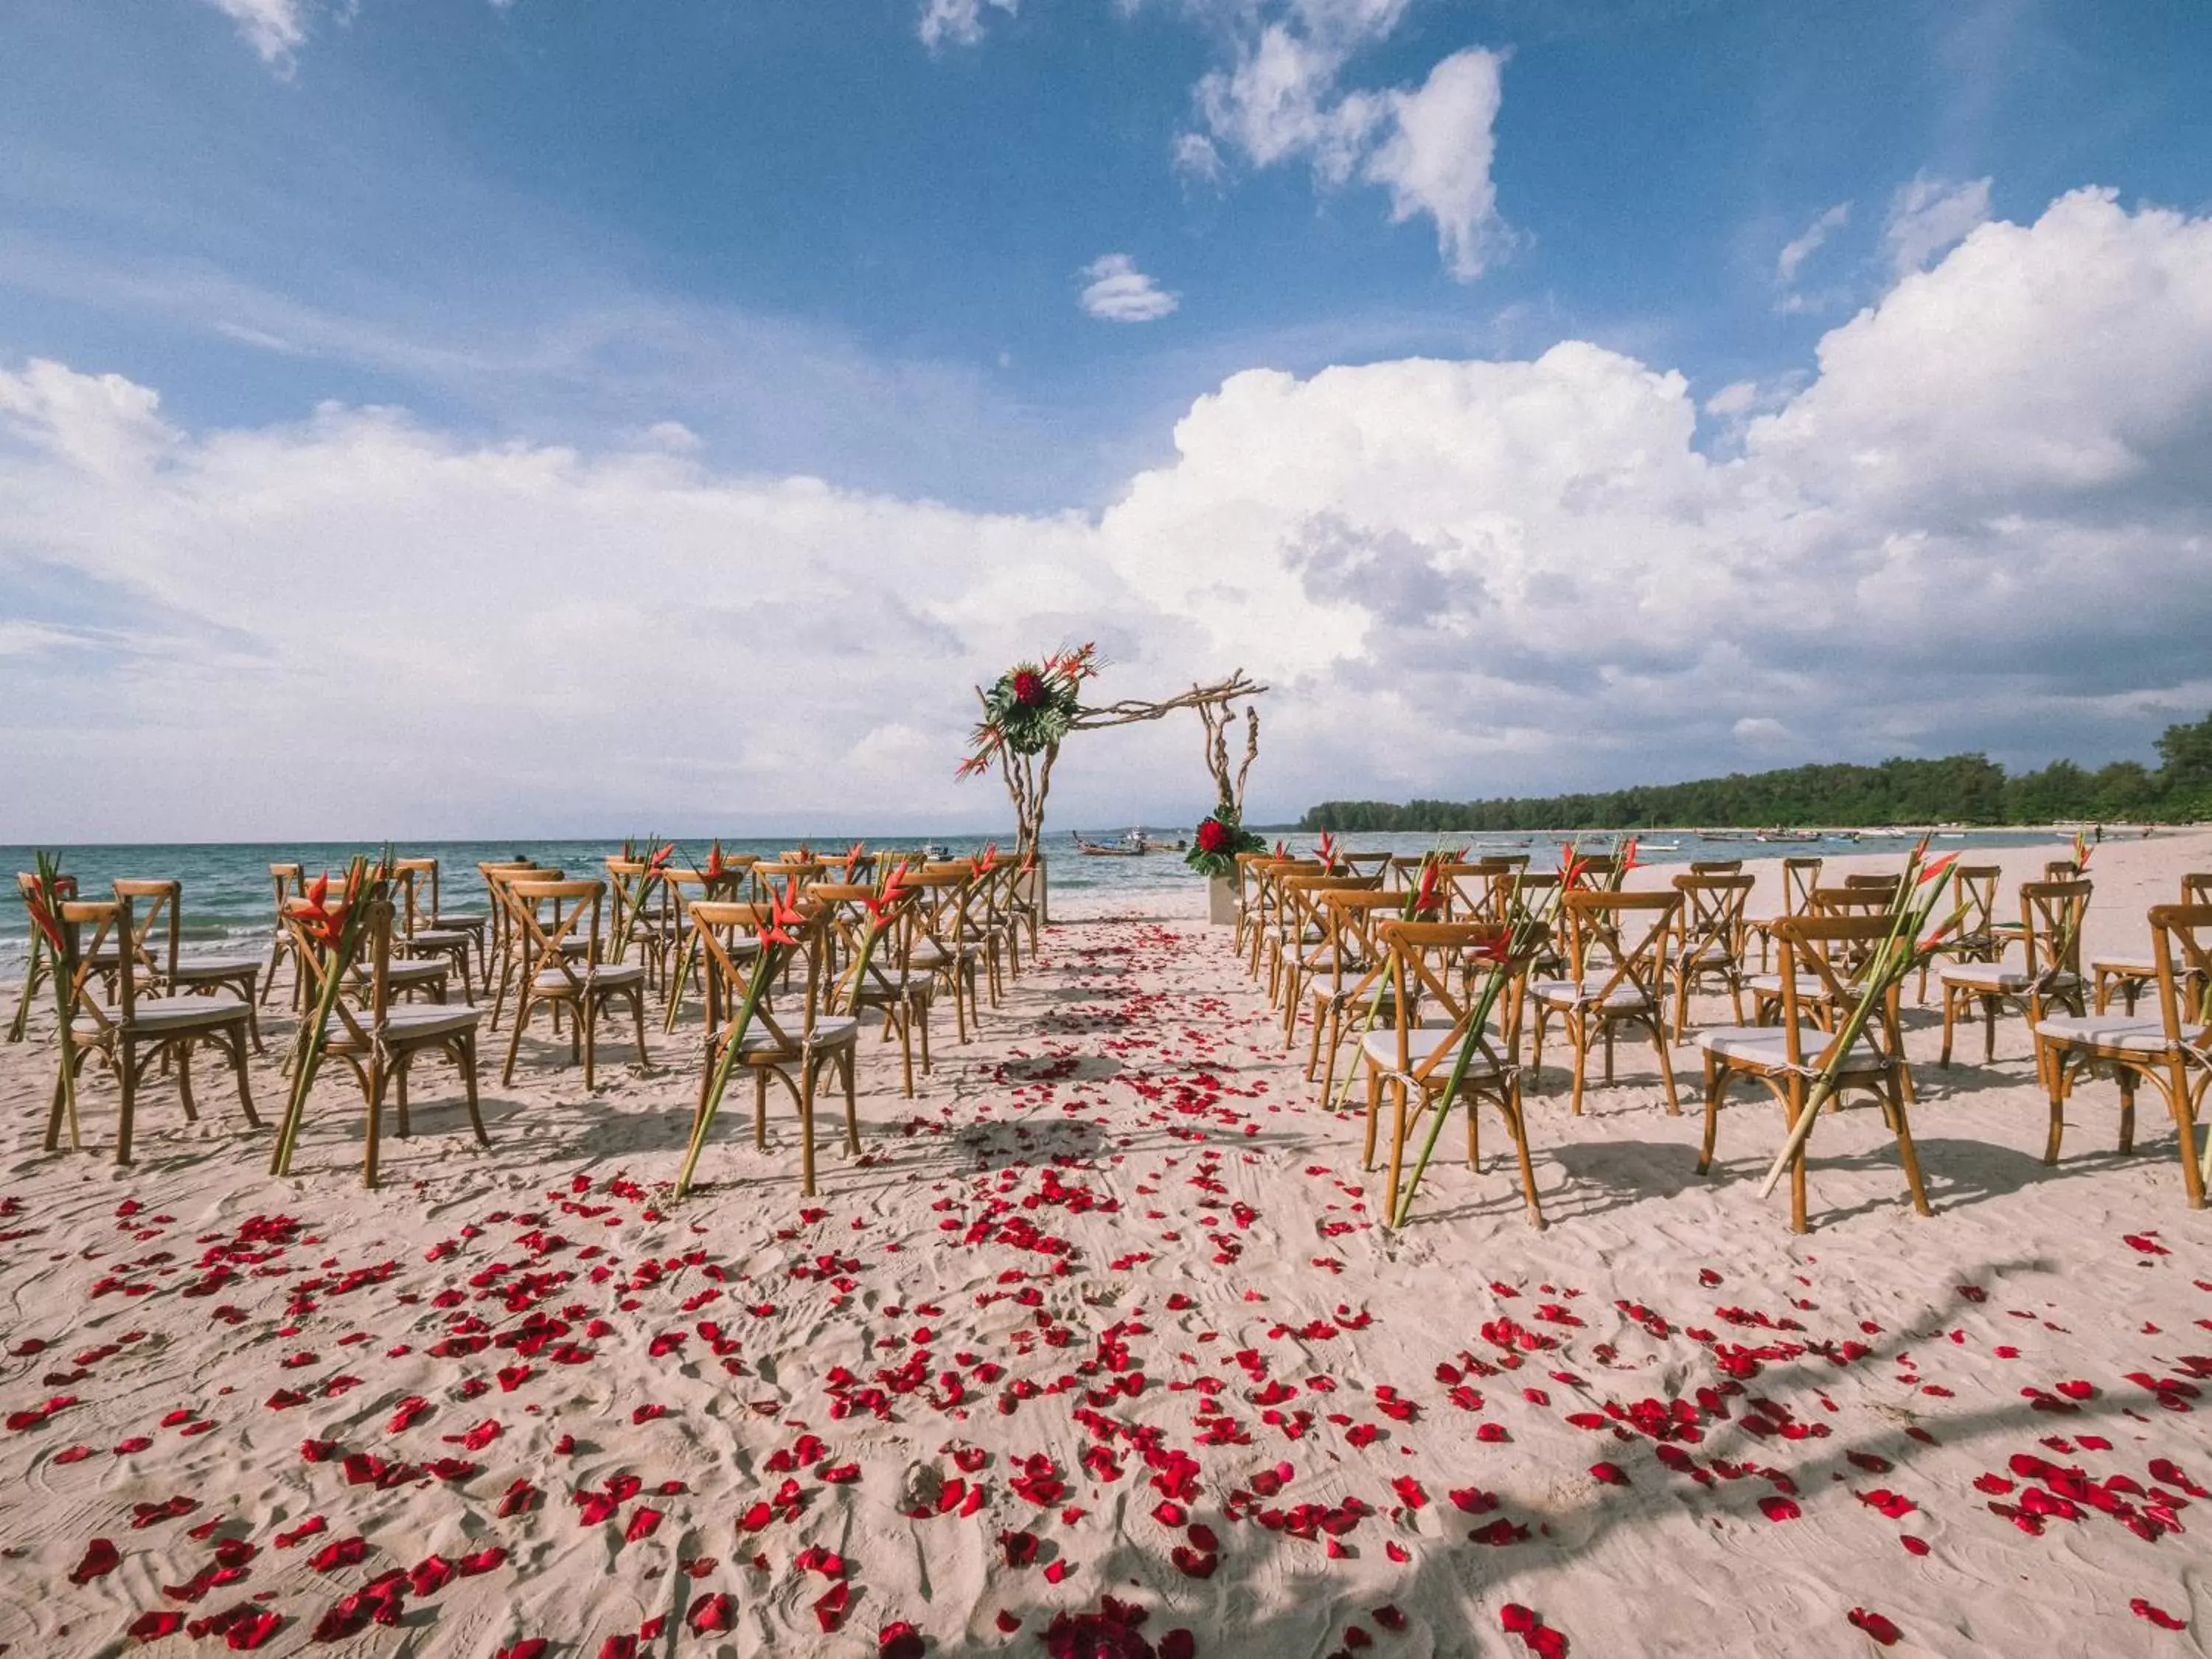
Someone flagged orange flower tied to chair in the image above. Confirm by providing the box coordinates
[675,879,811,1199]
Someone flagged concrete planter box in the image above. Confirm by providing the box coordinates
[1208,873,1237,926]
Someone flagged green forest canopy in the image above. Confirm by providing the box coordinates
[1301,711,2212,832]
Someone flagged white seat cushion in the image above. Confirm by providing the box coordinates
[410,929,473,949]
[2033,1014,2187,1054]
[534,964,646,990]
[380,959,447,983]
[1359,1026,1503,1077]
[739,1015,860,1054]
[908,943,950,969]
[1530,976,1649,1011]
[76,994,249,1038]
[169,956,262,979]
[1695,1023,1886,1072]
[330,1004,481,1043]
[1940,962,2076,992]
[2088,956,2159,975]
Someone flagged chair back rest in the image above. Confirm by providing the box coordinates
[393,858,441,928]
[1316,889,1410,982]
[688,899,827,1047]
[1807,886,1894,917]
[268,863,304,922]
[2020,878,2093,979]
[1770,914,1903,1071]
[1562,854,1618,889]
[1843,872,1902,894]
[2146,903,2212,1040]
[1561,889,1680,997]
[2180,872,2212,907]
[1689,860,1744,875]
[111,877,181,978]
[506,877,605,988]
[1950,865,2002,935]
[1671,872,1755,957]
[58,897,133,1029]
[1780,856,1823,914]
[2044,860,2081,881]
[1371,918,1548,1085]
[280,891,396,1038]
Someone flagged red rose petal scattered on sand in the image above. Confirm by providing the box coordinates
[70,1537,121,1585]
[689,1595,736,1635]
[1847,1608,1900,1646]
[1758,1496,1801,1522]
[2131,1599,2187,1630]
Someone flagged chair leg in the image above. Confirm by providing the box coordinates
[242,979,265,1054]
[2118,1071,2136,1155]
[1382,1080,1409,1222]
[630,989,650,1069]
[1938,987,1957,1067]
[1651,1018,1681,1115]
[115,1043,138,1166]
[1888,1070,1931,1217]
[582,997,597,1091]
[841,1051,858,1155]
[799,1065,818,1199]
[2167,1054,2207,1209]
[501,992,532,1088]
[462,1036,488,1147]
[2043,1065,2067,1164]
[1982,995,1997,1064]
[894,1007,915,1099]
[1697,1057,1724,1175]
[175,1041,198,1124]
[1360,1068,1382,1171]
[1504,1090,1544,1231]
[394,1058,411,1138]
[229,1027,260,1127]
[754,1068,769,1150]
[1786,1082,1810,1234]
[364,1065,385,1189]
[1568,1016,1587,1116]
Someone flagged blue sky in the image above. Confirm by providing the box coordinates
[4,1,2212,838]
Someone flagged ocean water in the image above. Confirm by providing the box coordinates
[1,825,2082,981]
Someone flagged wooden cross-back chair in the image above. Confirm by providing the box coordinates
[392,859,479,1001]
[276,892,486,1188]
[111,878,267,1053]
[46,894,258,1165]
[482,862,566,1026]
[1358,919,1553,1230]
[1668,872,1756,1039]
[262,863,309,1010]
[912,863,996,1034]
[605,854,679,993]
[1340,851,1393,879]
[1561,854,1618,891]
[2091,872,2212,1016]
[2034,902,2211,1210]
[1270,871,1385,1023]
[972,860,1027,984]
[1747,856,1824,971]
[1242,858,1318,976]
[1304,889,1417,1102]
[689,900,859,1198]
[1528,889,1683,1116]
[1938,877,2090,1074]
[1693,914,1927,1234]
[659,860,755,1028]
[813,877,933,1098]
[1912,864,2003,1004]
[10,869,80,1043]
[499,877,649,1090]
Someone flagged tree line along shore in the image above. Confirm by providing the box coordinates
[1301,711,2212,833]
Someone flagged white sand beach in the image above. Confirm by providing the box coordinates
[2,833,2209,1658]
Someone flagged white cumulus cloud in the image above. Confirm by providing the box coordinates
[5,187,2211,838]
[200,0,306,69]
[1363,49,1507,281]
[1078,254,1179,323]
[1884,173,1993,276]
[918,0,1020,49]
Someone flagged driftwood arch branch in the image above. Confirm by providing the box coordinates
[960,650,1269,858]
[1074,670,1269,819]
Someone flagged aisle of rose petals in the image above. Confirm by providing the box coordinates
[1,917,2208,1656]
